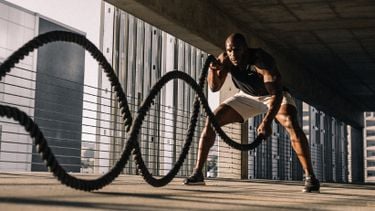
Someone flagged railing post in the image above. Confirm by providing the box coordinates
[241,122,248,179]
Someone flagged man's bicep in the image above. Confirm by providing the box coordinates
[257,66,279,83]
[254,49,276,71]
[264,82,282,95]
[263,71,277,83]
[262,69,282,95]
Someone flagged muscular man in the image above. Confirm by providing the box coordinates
[184,33,320,193]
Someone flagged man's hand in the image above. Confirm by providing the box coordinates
[257,121,272,138]
[209,59,222,71]
[207,53,230,92]
[209,54,231,71]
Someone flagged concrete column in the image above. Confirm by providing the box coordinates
[217,75,242,179]
[348,126,364,183]
[241,122,249,179]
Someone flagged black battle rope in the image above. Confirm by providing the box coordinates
[0,31,265,191]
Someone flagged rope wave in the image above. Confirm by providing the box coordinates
[0,31,264,191]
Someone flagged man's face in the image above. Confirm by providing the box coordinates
[226,40,246,66]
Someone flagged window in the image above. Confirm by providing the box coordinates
[368,141,375,147]
[367,121,375,127]
[367,170,375,177]
[367,150,375,157]
[367,160,375,167]
[367,131,375,137]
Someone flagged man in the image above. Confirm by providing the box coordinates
[183,33,320,193]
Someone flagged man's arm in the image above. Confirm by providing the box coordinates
[207,53,231,92]
[256,66,283,137]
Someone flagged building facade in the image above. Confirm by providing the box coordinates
[364,112,375,183]
[0,0,85,172]
[96,3,209,176]
[0,0,36,171]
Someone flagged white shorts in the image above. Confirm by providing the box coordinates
[222,90,296,120]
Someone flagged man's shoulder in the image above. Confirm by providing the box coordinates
[249,48,275,70]
[249,48,273,59]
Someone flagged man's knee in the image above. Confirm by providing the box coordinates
[279,114,300,134]
[283,115,295,130]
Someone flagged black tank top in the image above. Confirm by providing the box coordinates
[230,48,275,96]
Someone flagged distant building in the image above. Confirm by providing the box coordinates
[364,112,375,183]
[0,0,85,172]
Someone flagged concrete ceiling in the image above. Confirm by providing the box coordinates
[105,0,375,128]
[213,0,375,111]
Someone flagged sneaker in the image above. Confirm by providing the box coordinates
[302,174,320,193]
[183,171,205,185]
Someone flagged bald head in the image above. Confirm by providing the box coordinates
[225,33,248,48]
[225,33,248,66]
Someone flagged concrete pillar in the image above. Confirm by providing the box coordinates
[241,122,249,179]
[348,126,364,183]
[217,76,242,179]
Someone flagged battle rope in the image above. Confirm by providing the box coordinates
[0,31,265,191]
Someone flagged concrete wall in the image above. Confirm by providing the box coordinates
[100,3,209,176]
[0,0,36,171]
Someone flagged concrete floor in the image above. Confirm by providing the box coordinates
[0,172,374,211]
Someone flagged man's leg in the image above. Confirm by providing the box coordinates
[184,104,243,185]
[275,104,314,175]
[275,104,320,192]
